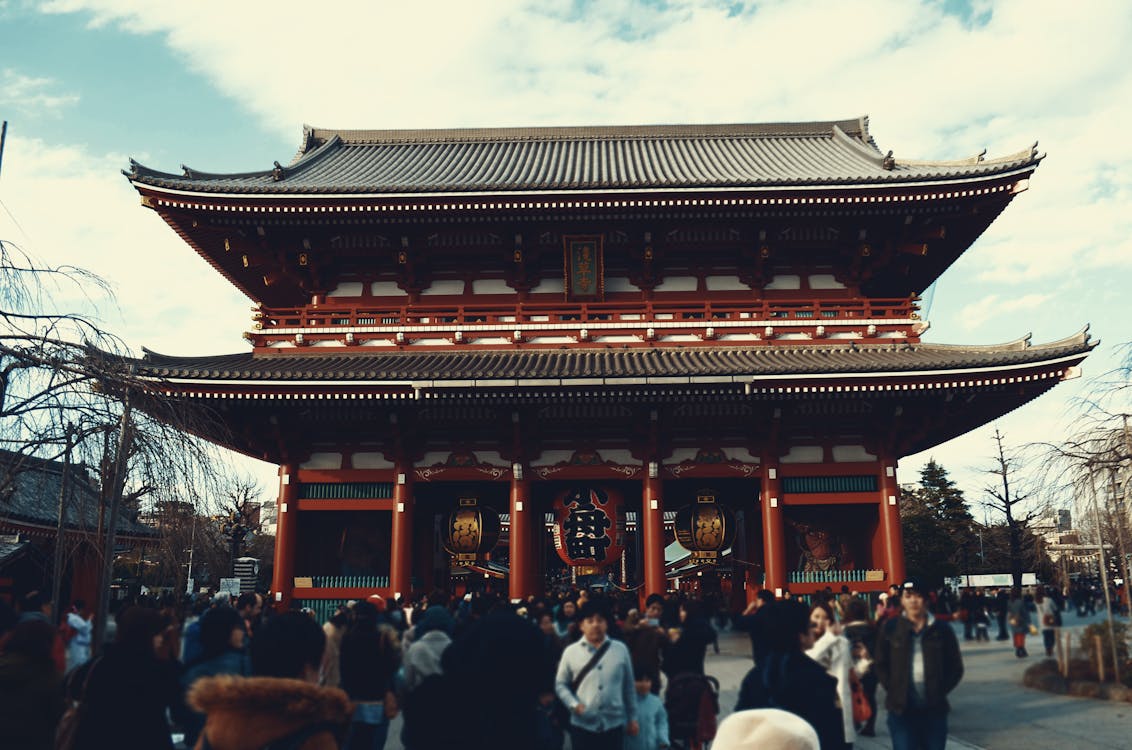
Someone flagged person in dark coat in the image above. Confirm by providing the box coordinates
[841,598,878,738]
[0,618,65,750]
[733,589,776,666]
[72,606,183,750]
[874,578,963,750]
[735,599,844,750]
[535,611,567,750]
[189,611,351,750]
[179,606,251,747]
[662,600,717,680]
[340,600,401,750]
[444,607,547,750]
[621,609,667,696]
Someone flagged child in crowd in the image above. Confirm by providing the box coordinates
[626,670,669,750]
[973,602,991,642]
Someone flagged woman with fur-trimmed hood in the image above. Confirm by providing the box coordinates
[188,612,352,750]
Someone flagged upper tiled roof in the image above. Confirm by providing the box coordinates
[136,330,1092,383]
[126,117,1041,196]
[0,450,157,538]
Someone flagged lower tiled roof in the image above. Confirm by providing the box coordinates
[137,331,1093,383]
[0,451,158,538]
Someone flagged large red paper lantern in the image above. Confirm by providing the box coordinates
[552,486,626,568]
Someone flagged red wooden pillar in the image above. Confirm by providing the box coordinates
[642,468,667,601]
[390,464,414,601]
[879,458,906,586]
[71,544,101,608]
[761,458,787,597]
[509,466,535,602]
[271,463,299,611]
[743,505,764,605]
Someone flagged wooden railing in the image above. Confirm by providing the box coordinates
[788,569,885,584]
[253,298,916,331]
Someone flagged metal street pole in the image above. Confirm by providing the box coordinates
[1087,464,1121,682]
[185,511,197,596]
[1108,469,1131,615]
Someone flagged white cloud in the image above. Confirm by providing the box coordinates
[0,68,80,116]
[0,135,252,356]
[19,0,1132,496]
[31,1,1132,282]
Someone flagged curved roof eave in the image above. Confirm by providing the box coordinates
[123,117,1040,198]
[129,329,1095,385]
[128,162,1038,203]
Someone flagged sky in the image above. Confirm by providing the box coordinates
[1,0,1129,513]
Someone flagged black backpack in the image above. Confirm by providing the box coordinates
[665,673,720,744]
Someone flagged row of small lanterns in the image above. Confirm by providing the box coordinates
[442,487,735,569]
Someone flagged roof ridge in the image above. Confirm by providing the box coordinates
[300,118,868,150]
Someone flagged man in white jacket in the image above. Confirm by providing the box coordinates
[555,599,639,750]
[65,599,93,671]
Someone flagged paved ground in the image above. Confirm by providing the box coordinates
[179,611,1132,749]
[699,611,1132,750]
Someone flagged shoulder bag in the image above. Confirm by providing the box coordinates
[55,658,99,750]
[849,669,872,724]
[570,640,612,694]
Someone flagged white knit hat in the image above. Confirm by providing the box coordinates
[712,709,820,750]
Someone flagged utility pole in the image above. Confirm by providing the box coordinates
[50,425,75,625]
[185,510,197,596]
[0,121,8,179]
[1108,469,1131,615]
[93,396,133,651]
[1087,464,1121,682]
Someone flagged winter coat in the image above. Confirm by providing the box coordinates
[621,620,667,689]
[340,624,400,702]
[735,650,844,750]
[733,604,774,666]
[1036,598,1060,630]
[1008,598,1031,635]
[188,675,352,750]
[71,646,182,750]
[662,618,716,678]
[180,649,251,748]
[0,651,64,750]
[624,691,669,750]
[807,629,856,744]
[65,612,93,670]
[319,622,345,688]
[401,629,451,693]
[874,615,963,715]
[16,613,65,674]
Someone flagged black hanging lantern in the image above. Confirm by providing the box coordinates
[442,498,501,566]
[674,490,736,565]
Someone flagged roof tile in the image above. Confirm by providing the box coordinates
[127,119,1041,196]
[136,332,1093,383]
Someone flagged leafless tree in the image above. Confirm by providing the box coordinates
[1,237,233,644]
[981,428,1048,595]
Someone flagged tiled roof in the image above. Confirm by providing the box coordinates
[136,330,1093,383]
[0,537,32,566]
[126,117,1041,196]
[0,450,157,538]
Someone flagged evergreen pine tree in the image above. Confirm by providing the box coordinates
[901,460,976,585]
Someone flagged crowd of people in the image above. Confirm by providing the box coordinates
[5,574,1095,750]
